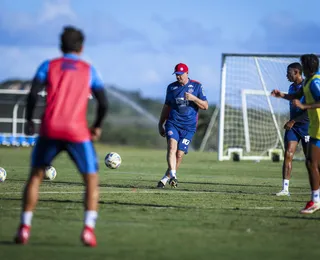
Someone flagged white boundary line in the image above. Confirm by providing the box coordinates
[0,190,311,195]
[0,205,297,211]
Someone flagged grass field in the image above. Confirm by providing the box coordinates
[0,144,319,260]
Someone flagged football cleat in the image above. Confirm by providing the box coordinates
[81,226,97,247]
[300,200,320,214]
[156,181,165,188]
[14,224,31,245]
[276,190,290,196]
[169,177,178,188]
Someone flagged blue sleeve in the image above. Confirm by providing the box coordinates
[90,65,104,89]
[197,85,207,101]
[310,78,320,102]
[165,86,171,105]
[34,60,49,84]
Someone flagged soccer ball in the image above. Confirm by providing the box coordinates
[0,167,7,182]
[105,152,122,169]
[45,166,57,180]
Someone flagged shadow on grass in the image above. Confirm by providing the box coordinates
[0,197,195,209]
[0,240,15,246]
[278,215,320,220]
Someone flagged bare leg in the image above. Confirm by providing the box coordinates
[15,167,45,244]
[176,150,185,170]
[300,143,320,213]
[22,167,45,212]
[282,141,298,180]
[82,174,99,211]
[80,173,99,247]
[164,150,185,177]
[309,144,320,191]
[167,138,178,172]
[158,139,178,186]
[303,141,313,187]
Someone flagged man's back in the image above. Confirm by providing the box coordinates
[36,54,102,142]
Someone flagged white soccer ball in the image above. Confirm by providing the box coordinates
[45,166,57,180]
[0,167,7,182]
[105,152,122,169]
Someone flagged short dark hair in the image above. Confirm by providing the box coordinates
[287,62,302,74]
[300,54,319,74]
[60,26,85,54]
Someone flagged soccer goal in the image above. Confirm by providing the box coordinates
[203,53,306,161]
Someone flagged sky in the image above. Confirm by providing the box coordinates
[1,0,320,104]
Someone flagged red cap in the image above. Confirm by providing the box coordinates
[173,63,188,75]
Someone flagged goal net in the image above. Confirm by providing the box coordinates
[203,54,306,161]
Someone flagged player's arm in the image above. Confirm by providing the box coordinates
[271,88,303,100]
[158,104,170,137]
[185,84,209,110]
[25,61,49,135]
[90,66,108,141]
[91,88,108,128]
[186,95,208,110]
[293,79,320,109]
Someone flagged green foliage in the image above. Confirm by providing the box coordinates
[0,80,213,150]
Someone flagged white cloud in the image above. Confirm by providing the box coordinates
[0,46,59,80]
[38,0,76,24]
[139,69,162,84]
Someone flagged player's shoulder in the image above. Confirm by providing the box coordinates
[311,77,320,89]
[167,81,179,90]
[312,75,320,84]
[189,79,202,86]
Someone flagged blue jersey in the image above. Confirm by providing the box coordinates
[288,82,309,125]
[165,79,207,131]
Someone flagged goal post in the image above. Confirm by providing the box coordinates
[202,53,308,161]
[241,89,284,153]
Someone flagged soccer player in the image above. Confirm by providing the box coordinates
[14,26,108,246]
[291,54,320,214]
[157,63,208,188]
[271,63,310,196]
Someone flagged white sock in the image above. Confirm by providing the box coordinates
[312,190,320,203]
[21,211,33,226]
[161,175,169,184]
[169,170,176,178]
[84,211,98,229]
[283,179,289,191]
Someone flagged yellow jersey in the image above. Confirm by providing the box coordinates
[303,73,320,139]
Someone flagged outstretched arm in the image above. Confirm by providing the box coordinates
[271,88,303,100]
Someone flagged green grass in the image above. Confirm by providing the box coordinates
[0,144,318,260]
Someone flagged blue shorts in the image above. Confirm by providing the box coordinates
[165,123,195,154]
[310,137,320,148]
[284,126,309,150]
[31,137,98,174]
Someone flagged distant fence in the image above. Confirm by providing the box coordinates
[0,89,44,147]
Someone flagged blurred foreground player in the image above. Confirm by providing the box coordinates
[14,26,108,246]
